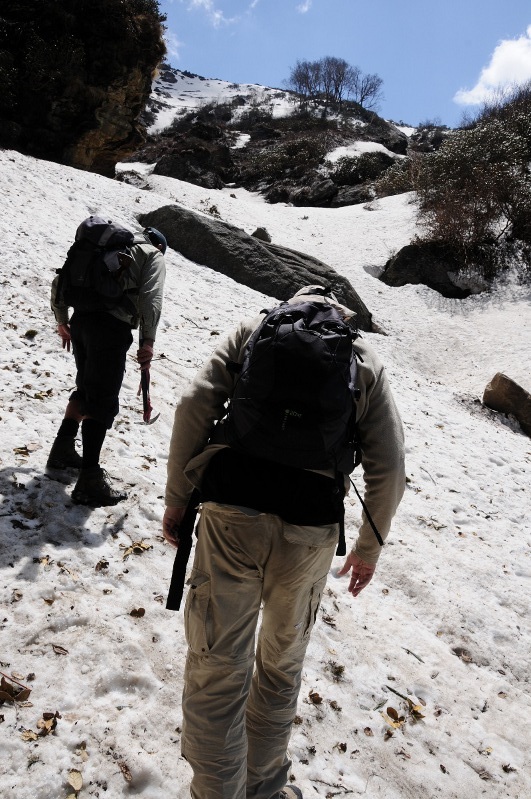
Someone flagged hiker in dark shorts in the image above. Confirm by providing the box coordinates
[48,225,166,506]
[162,286,406,799]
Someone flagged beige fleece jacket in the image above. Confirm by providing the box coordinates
[166,298,406,564]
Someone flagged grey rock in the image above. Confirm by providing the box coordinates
[138,204,373,331]
[251,227,272,242]
[483,373,531,438]
[380,242,472,299]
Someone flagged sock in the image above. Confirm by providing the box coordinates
[81,418,107,469]
[57,418,79,439]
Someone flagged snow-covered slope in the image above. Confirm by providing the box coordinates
[147,66,294,133]
[1,148,530,799]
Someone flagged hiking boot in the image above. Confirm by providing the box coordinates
[47,436,83,470]
[280,788,303,799]
[71,466,127,507]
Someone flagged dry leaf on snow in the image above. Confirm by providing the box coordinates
[68,769,83,791]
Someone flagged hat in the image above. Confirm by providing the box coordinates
[144,227,167,254]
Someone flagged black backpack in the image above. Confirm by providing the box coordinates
[56,216,138,317]
[222,298,360,473]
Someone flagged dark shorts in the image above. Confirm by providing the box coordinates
[69,312,133,429]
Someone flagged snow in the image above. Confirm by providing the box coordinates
[325,140,404,163]
[148,68,294,133]
[1,147,530,799]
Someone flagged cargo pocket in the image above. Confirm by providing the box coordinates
[303,573,328,640]
[184,569,212,654]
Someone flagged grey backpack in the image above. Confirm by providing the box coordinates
[57,216,137,316]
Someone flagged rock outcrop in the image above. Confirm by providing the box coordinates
[0,1,165,176]
[138,204,373,331]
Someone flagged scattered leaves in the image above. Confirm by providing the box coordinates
[34,555,53,567]
[329,700,341,712]
[326,661,344,681]
[21,729,38,741]
[33,389,53,400]
[383,706,406,729]
[405,697,425,722]
[13,446,30,457]
[452,646,473,663]
[308,691,322,705]
[364,727,374,737]
[118,760,132,782]
[395,748,411,760]
[502,764,517,773]
[120,540,152,560]
[95,559,109,572]
[130,608,145,618]
[52,644,69,656]
[417,515,447,530]
[57,562,79,581]
[36,711,61,736]
[0,674,31,704]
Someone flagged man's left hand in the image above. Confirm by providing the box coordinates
[337,552,376,597]
[57,323,72,352]
[137,341,154,371]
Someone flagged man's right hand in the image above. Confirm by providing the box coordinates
[57,323,72,352]
[163,506,187,548]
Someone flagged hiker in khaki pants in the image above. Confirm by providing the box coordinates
[163,287,405,799]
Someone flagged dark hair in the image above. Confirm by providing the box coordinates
[144,227,167,254]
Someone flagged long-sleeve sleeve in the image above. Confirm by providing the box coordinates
[165,320,253,507]
[50,274,69,325]
[137,246,166,341]
[350,341,406,563]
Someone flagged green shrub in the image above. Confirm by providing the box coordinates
[246,135,328,181]
[413,94,531,282]
[330,151,395,185]
[374,157,416,197]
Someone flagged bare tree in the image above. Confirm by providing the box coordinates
[287,57,384,112]
[349,71,384,110]
[287,59,322,107]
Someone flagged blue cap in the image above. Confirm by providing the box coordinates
[144,227,167,254]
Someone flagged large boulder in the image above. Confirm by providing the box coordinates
[289,178,338,207]
[363,118,408,155]
[380,242,472,299]
[483,373,531,438]
[138,205,373,331]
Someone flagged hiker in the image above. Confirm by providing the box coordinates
[162,286,405,799]
[47,221,167,506]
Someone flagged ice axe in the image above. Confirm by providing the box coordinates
[138,337,160,425]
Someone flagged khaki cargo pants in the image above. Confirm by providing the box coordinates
[181,501,338,799]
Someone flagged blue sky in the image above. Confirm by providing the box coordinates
[159,0,531,127]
